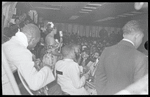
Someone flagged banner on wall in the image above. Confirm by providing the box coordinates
[95,26,99,37]
[82,26,85,36]
[92,26,96,37]
[3,2,17,27]
[98,27,103,37]
[86,26,90,37]
[61,23,65,32]
[64,23,68,34]
[28,10,38,24]
[89,26,92,37]
[72,24,75,34]
[68,24,72,34]
[3,4,10,27]
[57,23,63,31]
[73,24,78,34]
[79,25,84,36]
[107,27,111,36]
[104,27,109,34]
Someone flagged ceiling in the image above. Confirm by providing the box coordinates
[17,2,148,27]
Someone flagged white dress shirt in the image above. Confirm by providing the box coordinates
[55,58,88,95]
[2,31,55,91]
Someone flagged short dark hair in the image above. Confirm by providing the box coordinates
[122,20,143,35]
[61,43,79,57]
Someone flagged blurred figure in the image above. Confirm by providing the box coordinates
[115,73,148,95]
[2,24,55,91]
[55,44,90,95]
[94,20,148,95]
[2,27,11,43]
[42,26,61,70]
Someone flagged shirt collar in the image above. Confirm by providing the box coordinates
[122,38,135,46]
[15,30,28,48]
[63,58,74,62]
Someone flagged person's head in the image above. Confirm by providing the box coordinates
[62,43,80,61]
[22,23,41,50]
[82,50,90,59]
[94,52,99,59]
[15,19,20,25]
[122,20,144,48]
[24,20,30,25]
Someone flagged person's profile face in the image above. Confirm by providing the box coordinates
[74,46,80,60]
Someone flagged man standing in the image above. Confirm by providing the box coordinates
[2,24,55,91]
[94,20,148,95]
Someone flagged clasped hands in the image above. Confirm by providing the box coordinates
[34,59,53,71]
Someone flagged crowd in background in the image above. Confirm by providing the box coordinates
[2,10,148,95]
[2,12,124,59]
[62,30,123,56]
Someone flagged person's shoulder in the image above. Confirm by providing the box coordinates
[2,37,16,49]
[101,46,112,53]
[67,60,79,69]
[134,49,147,58]
[55,60,64,67]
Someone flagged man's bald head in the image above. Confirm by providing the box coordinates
[22,23,41,39]
[22,23,41,49]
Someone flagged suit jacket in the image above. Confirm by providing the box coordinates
[2,36,55,91]
[94,40,148,95]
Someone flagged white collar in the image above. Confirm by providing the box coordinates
[122,38,135,46]
[15,30,28,48]
[63,58,74,62]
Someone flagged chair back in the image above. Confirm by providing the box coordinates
[17,70,34,95]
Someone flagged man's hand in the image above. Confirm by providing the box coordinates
[83,70,90,80]
[35,59,41,65]
[83,66,90,73]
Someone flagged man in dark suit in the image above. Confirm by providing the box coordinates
[94,20,148,95]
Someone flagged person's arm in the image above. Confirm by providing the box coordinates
[51,49,61,56]
[17,50,55,91]
[68,63,86,89]
[94,49,107,95]
[134,55,148,82]
[82,58,87,67]
[77,54,82,65]
[116,74,148,95]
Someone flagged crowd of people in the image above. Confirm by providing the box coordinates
[2,11,148,95]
